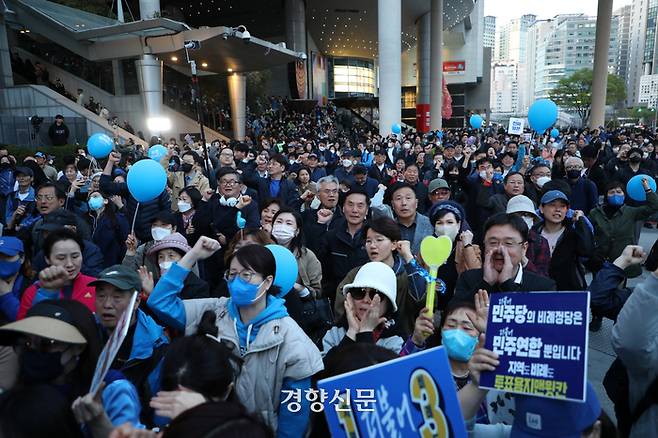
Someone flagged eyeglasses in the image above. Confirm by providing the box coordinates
[321,189,338,195]
[224,269,258,283]
[348,287,386,301]
[485,239,525,248]
[220,179,239,187]
[36,194,56,201]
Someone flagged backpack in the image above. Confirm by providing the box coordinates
[603,357,658,437]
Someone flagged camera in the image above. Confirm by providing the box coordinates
[240,30,251,43]
[29,115,43,126]
[184,40,200,50]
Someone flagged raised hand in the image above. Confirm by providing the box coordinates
[138,266,154,297]
[316,208,333,225]
[125,233,138,256]
[412,307,435,346]
[149,389,206,420]
[38,265,70,290]
[359,294,387,332]
[482,249,498,285]
[497,246,516,283]
[344,293,361,340]
[468,334,499,386]
[236,195,252,209]
[468,289,490,334]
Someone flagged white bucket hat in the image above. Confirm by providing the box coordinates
[506,195,539,219]
[342,261,398,312]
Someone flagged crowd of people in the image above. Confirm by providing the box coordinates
[0,100,657,438]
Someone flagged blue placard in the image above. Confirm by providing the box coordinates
[479,292,590,401]
[317,346,467,438]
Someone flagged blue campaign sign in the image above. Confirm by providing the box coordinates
[317,346,467,438]
[479,291,590,402]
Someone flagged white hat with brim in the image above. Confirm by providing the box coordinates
[0,316,87,345]
[342,261,398,312]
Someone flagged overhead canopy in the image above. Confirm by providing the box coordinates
[2,0,301,72]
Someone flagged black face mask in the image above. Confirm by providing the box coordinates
[566,169,581,179]
[20,349,64,384]
[181,163,193,173]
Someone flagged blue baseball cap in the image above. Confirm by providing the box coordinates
[540,190,569,206]
[0,237,24,256]
[511,383,601,438]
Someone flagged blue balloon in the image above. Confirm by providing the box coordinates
[127,159,167,202]
[265,244,298,297]
[626,174,657,202]
[391,123,401,135]
[469,114,483,129]
[528,99,558,132]
[550,128,560,139]
[87,133,113,159]
[148,144,168,162]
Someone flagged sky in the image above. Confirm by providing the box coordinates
[484,0,633,25]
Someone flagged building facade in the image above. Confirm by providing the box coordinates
[639,74,658,109]
[627,0,658,106]
[484,15,496,49]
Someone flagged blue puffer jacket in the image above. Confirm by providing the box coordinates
[102,370,144,428]
[99,174,171,243]
[0,167,14,196]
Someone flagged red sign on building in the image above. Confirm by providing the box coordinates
[443,61,466,74]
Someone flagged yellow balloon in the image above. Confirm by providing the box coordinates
[420,235,453,267]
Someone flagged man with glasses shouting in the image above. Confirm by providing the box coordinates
[453,213,556,304]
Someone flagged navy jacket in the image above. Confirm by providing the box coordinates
[32,238,105,277]
[256,177,301,210]
[88,211,130,269]
[565,177,598,215]
[588,261,631,320]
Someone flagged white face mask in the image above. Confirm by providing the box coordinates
[342,159,353,168]
[310,196,321,210]
[435,223,460,241]
[522,216,534,230]
[403,143,411,149]
[272,224,296,245]
[177,201,192,213]
[151,227,172,241]
[536,176,551,188]
[159,260,173,273]
[478,170,488,180]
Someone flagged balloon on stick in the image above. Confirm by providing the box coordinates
[469,114,483,129]
[528,99,558,132]
[265,244,298,297]
[626,174,657,202]
[127,159,167,203]
[87,133,114,159]
[391,123,402,135]
[550,128,560,139]
[148,144,168,162]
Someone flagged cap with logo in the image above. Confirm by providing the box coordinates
[428,178,450,193]
[0,236,24,256]
[88,265,142,292]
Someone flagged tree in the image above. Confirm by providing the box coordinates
[549,68,626,126]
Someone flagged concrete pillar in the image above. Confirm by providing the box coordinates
[228,73,246,141]
[112,60,125,96]
[589,0,613,129]
[285,0,307,99]
[139,0,160,19]
[429,0,443,130]
[416,13,431,132]
[377,0,401,136]
[135,55,163,134]
[0,16,14,88]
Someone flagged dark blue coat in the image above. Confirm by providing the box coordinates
[88,211,130,269]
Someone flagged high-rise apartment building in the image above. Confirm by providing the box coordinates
[627,0,658,106]
[484,15,496,49]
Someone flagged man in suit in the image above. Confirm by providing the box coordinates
[453,213,556,303]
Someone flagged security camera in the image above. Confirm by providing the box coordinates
[184,40,200,50]
[241,30,251,43]
[299,52,307,60]
[221,32,229,40]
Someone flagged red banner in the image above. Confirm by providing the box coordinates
[443,61,466,74]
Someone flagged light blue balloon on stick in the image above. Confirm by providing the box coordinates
[528,99,558,132]
[87,133,113,159]
[236,211,246,229]
[391,123,401,135]
[626,174,657,202]
[148,144,168,162]
[265,244,298,297]
[127,159,167,202]
[469,114,483,129]
[550,128,560,139]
